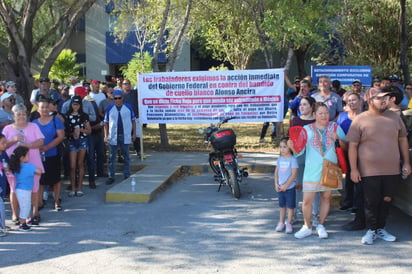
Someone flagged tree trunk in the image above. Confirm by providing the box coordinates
[399,0,410,84]
[294,47,308,78]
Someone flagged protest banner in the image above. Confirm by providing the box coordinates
[311,65,372,86]
[138,69,284,124]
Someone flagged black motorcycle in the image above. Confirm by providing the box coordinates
[201,117,248,199]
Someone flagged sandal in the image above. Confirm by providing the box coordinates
[55,205,62,211]
[76,191,84,197]
[68,191,75,197]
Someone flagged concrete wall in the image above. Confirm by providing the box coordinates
[85,0,110,82]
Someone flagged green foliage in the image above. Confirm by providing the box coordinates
[49,49,81,82]
[191,0,260,70]
[338,0,412,77]
[120,51,153,86]
[209,64,229,71]
[263,0,342,60]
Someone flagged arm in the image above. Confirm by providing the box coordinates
[104,122,109,143]
[35,167,43,175]
[274,166,280,192]
[399,136,411,175]
[40,129,65,153]
[279,167,298,192]
[131,119,136,142]
[348,142,361,183]
[284,71,296,91]
[81,121,92,135]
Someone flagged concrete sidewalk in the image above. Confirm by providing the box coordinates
[105,151,277,203]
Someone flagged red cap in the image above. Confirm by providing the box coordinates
[90,80,100,85]
[74,86,88,98]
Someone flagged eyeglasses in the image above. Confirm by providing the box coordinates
[373,95,389,100]
[114,97,123,100]
[9,98,15,101]
[122,82,130,85]
[406,87,412,90]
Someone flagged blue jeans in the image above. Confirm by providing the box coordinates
[108,137,130,179]
[87,132,105,182]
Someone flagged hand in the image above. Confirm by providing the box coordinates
[279,185,288,192]
[287,139,294,150]
[275,184,280,192]
[351,169,362,183]
[402,163,411,176]
[328,131,338,142]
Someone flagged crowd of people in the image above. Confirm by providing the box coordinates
[0,76,141,235]
[274,72,411,245]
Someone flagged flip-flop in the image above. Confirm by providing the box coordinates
[76,191,84,197]
[68,191,75,197]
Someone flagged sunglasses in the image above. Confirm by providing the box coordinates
[122,82,130,85]
[114,97,123,100]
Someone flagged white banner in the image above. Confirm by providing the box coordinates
[138,69,284,124]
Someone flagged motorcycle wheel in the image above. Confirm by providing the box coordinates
[208,154,221,175]
[227,168,241,199]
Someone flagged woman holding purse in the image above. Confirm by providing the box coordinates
[288,102,347,239]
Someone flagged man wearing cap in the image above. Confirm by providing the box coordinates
[89,80,106,106]
[0,93,15,131]
[104,89,136,184]
[347,87,411,245]
[69,76,82,96]
[30,77,61,107]
[5,81,24,105]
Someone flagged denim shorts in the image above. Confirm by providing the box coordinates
[69,138,88,152]
[278,187,296,209]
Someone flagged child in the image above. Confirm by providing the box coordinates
[9,146,42,232]
[0,133,9,237]
[274,137,298,234]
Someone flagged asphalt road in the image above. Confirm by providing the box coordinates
[1,172,412,273]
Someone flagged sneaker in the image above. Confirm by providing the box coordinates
[285,223,293,234]
[259,138,266,143]
[106,178,115,185]
[275,222,285,232]
[316,224,328,239]
[0,230,6,237]
[26,219,33,227]
[31,216,40,226]
[294,225,312,239]
[376,228,396,242]
[18,223,32,232]
[361,229,377,245]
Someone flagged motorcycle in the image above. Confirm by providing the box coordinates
[199,116,248,199]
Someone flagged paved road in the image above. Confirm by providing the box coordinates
[1,156,412,273]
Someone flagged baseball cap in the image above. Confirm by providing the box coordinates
[71,95,82,104]
[74,86,88,98]
[1,92,14,102]
[113,90,124,97]
[90,80,100,85]
[388,74,401,82]
[6,81,16,88]
[352,79,362,85]
[39,77,50,82]
[365,87,391,101]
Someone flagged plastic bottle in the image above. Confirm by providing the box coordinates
[41,152,46,162]
[2,159,11,176]
[401,168,408,180]
[131,177,136,192]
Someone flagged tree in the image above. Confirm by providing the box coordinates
[110,0,193,148]
[120,51,153,87]
[49,49,82,82]
[191,0,260,70]
[0,0,98,103]
[338,0,412,78]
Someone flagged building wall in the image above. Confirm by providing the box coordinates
[85,0,109,82]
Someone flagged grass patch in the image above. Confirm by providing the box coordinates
[141,122,289,153]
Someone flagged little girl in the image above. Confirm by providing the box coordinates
[9,146,42,232]
[274,137,298,234]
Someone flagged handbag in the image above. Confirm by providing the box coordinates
[313,123,343,188]
[320,159,342,188]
